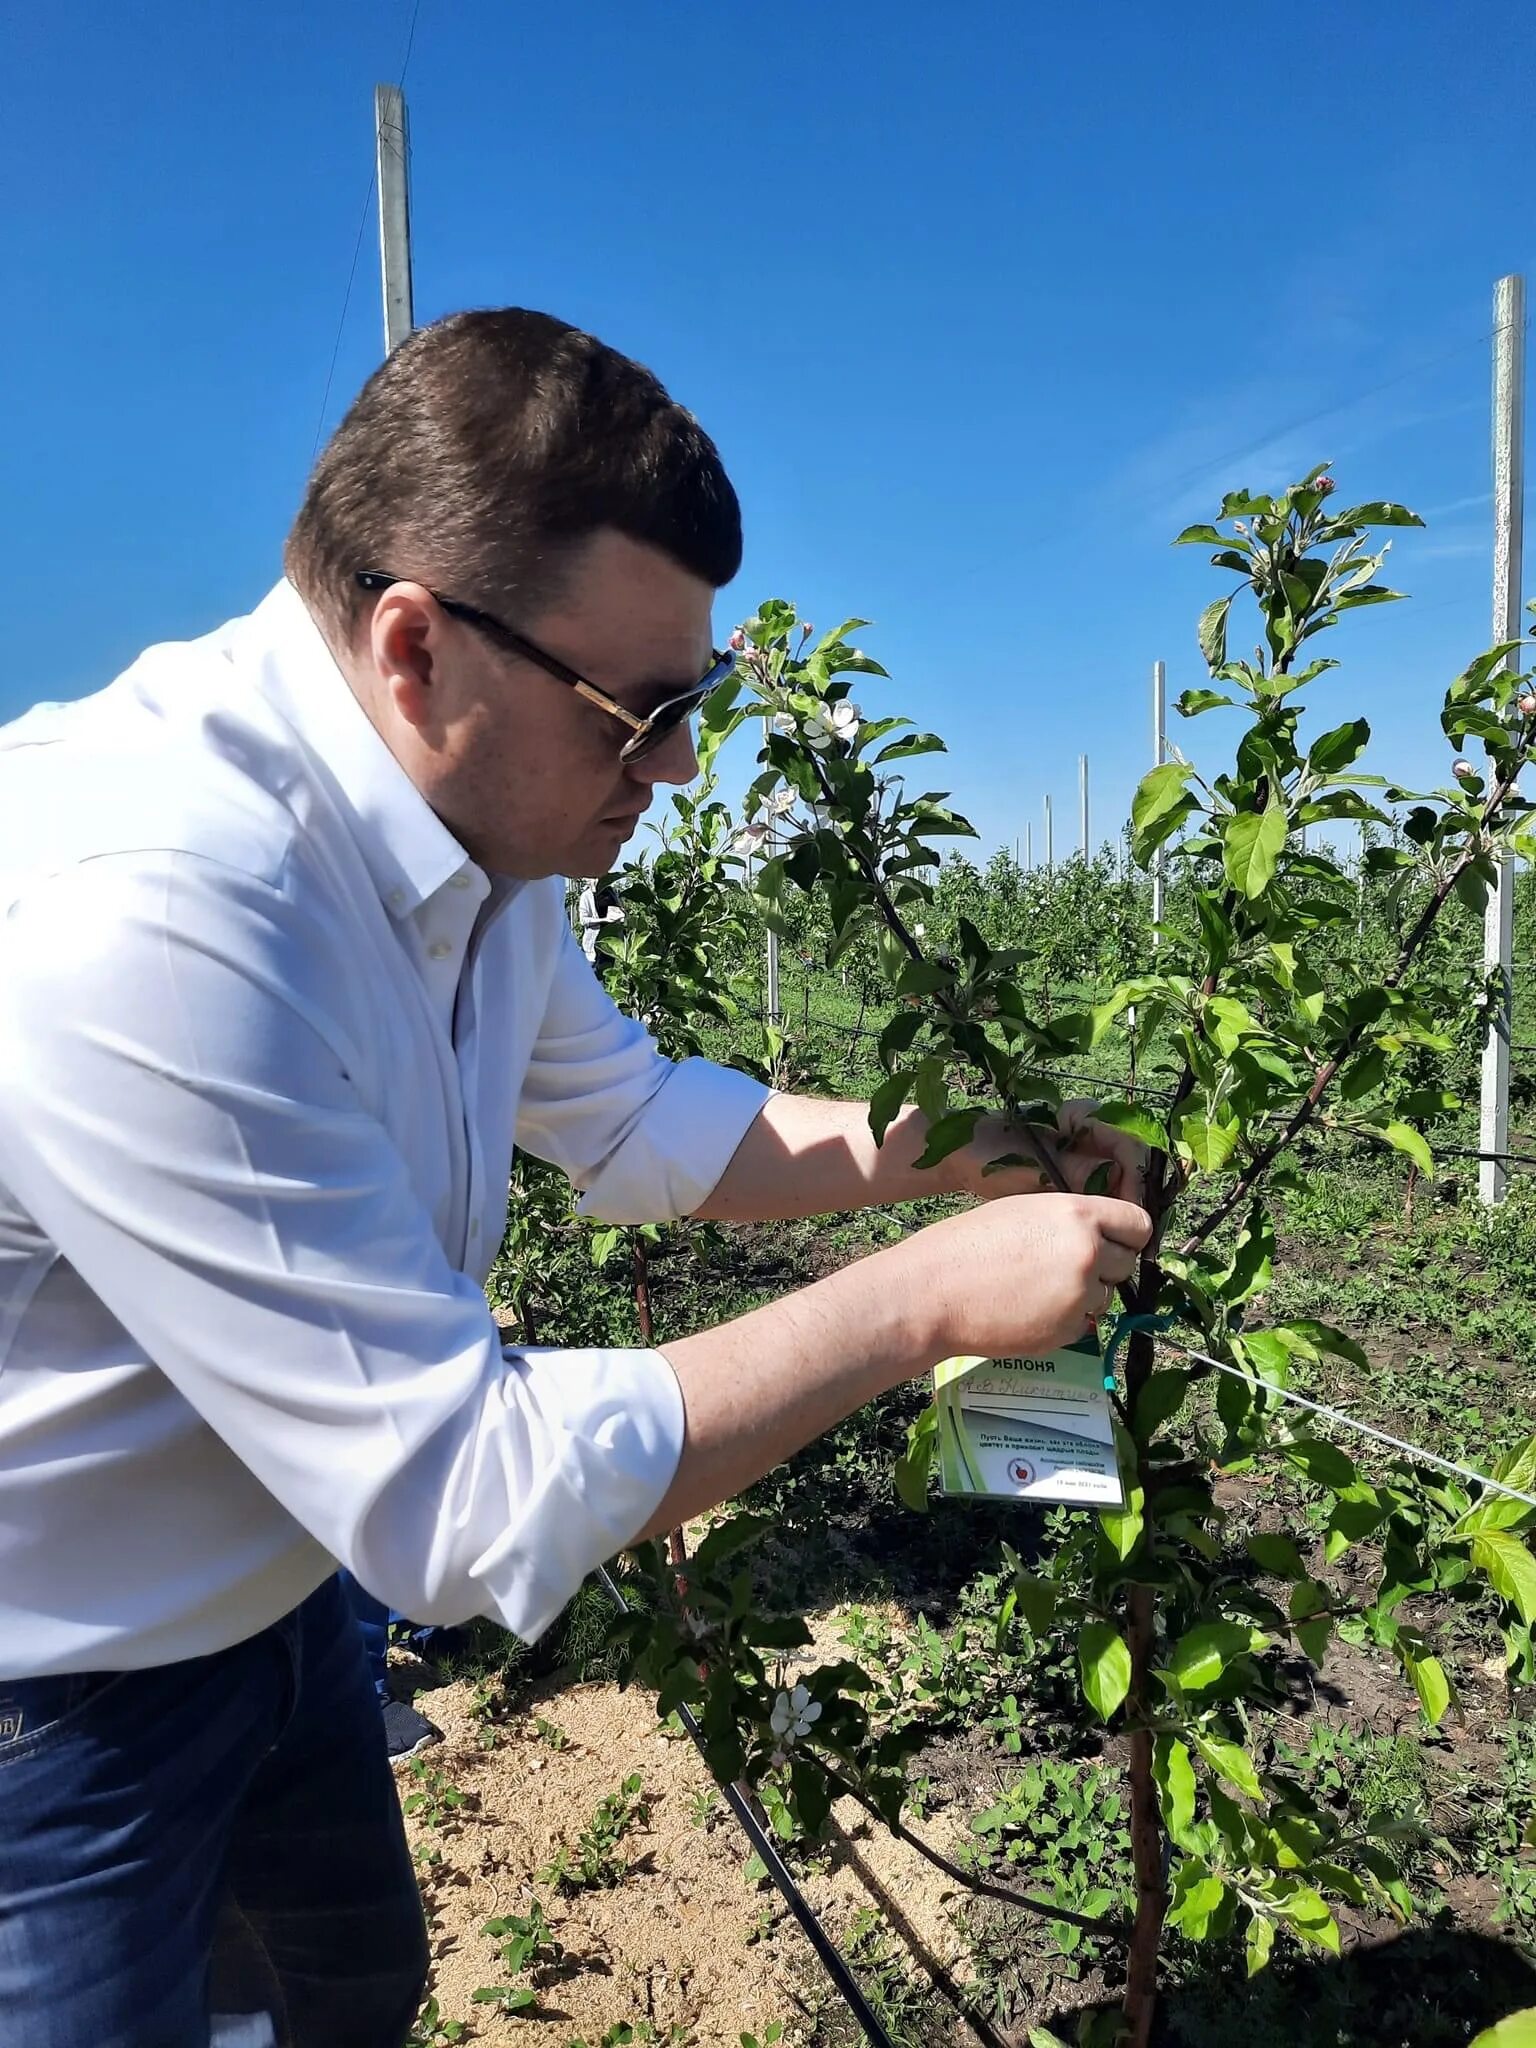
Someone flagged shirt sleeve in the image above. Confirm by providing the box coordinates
[515,915,771,1225]
[0,852,685,1642]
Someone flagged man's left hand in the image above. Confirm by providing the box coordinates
[953,1101,1147,1205]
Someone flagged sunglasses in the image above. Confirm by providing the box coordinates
[354,571,735,765]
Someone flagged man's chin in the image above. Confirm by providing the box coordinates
[565,818,641,878]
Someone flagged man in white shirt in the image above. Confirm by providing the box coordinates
[0,309,1149,2047]
[577,876,624,969]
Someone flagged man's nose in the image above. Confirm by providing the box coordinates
[630,718,700,790]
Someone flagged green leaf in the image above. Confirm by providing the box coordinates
[1325,1491,1389,1562]
[1471,1532,1536,1625]
[1086,1099,1170,1150]
[691,1513,772,1574]
[1178,689,1236,716]
[894,1404,938,1513]
[1273,1883,1341,1953]
[912,1107,982,1171]
[1203,995,1258,1056]
[1133,1368,1191,1444]
[1012,1572,1059,1636]
[1220,1201,1274,1305]
[1284,1438,1358,1490]
[868,1071,913,1147]
[878,1009,924,1068]
[1378,1120,1433,1177]
[1168,1871,1228,1941]
[1331,500,1425,530]
[1169,1620,1255,1692]
[1079,1622,1131,1721]
[1307,718,1371,774]
[1468,2008,1536,2047]
[1190,1730,1263,1800]
[1198,594,1234,671]
[1404,1650,1452,1727]
[1100,1486,1145,1562]
[1153,1735,1199,1846]
[1296,1615,1333,1666]
[1273,1320,1368,1370]
[895,959,957,998]
[1173,523,1229,547]
[1246,1914,1276,1977]
[1456,1438,1536,1536]
[1247,1532,1309,1580]
[1223,800,1287,899]
[1177,1114,1241,1172]
[1132,760,1196,844]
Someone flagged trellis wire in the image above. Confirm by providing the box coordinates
[1155,1335,1536,1513]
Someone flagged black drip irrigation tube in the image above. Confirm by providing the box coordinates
[593,1565,897,2048]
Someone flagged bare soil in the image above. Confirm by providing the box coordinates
[400,1610,986,2048]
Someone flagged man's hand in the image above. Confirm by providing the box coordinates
[953,1101,1147,1205]
[913,1192,1153,1357]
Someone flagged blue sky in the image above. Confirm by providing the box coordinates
[8,0,1534,857]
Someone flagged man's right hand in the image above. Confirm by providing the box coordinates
[906,1193,1153,1361]
[647,1190,1152,1543]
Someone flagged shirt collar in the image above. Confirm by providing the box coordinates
[237,581,479,919]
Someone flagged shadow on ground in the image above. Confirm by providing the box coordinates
[1051,1923,1536,2048]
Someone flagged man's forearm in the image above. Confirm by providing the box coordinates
[639,1228,949,1538]
[692,1093,1045,1222]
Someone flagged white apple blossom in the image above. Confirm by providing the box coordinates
[767,787,800,817]
[770,710,798,739]
[732,823,770,855]
[768,1683,823,1743]
[804,701,861,752]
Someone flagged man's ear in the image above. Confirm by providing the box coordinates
[370,584,439,733]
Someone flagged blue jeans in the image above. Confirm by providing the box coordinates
[0,1576,429,2047]
[339,1573,448,1708]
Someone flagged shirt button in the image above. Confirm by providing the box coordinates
[428,940,453,961]
[449,872,472,890]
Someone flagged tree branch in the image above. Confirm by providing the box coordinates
[1180,764,1526,1257]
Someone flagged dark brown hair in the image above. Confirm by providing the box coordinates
[286,308,741,634]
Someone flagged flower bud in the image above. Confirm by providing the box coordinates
[1454,759,1475,779]
[1520,695,1536,717]
[1315,474,1336,496]
[728,628,747,652]
[800,622,815,639]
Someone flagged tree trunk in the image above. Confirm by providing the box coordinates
[1121,1319,1168,2046]
[631,1231,654,1346]
[633,1232,690,1583]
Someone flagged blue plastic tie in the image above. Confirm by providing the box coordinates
[1100,1310,1177,1391]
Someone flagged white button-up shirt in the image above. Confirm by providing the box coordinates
[0,583,770,1676]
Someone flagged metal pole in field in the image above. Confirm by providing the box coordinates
[375,84,414,353]
[1481,272,1526,1206]
[1151,661,1167,944]
[766,925,781,1030]
[1025,821,1033,871]
[1079,753,1090,859]
[1044,794,1054,873]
